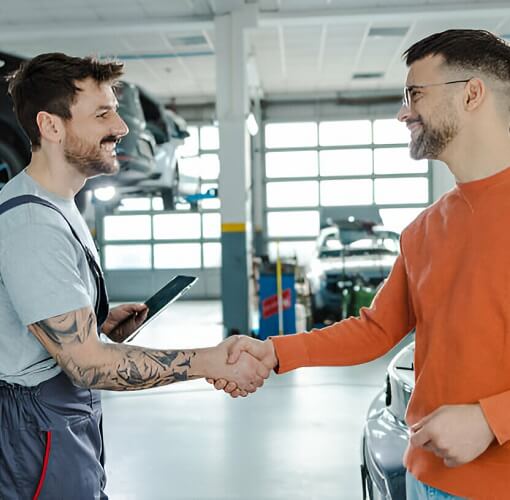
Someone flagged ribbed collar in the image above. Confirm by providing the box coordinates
[455,165,510,200]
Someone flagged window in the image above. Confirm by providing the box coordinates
[374,148,427,175]
[154,243,202,269]
[267,211,320,238]
[265,151,318,178]
[373,119,409,144]
[104,245,151,270]
[265,122,317,149]
[266,181,319,208]
[374,177,429,205]
[200,125,220,150]
[104,215,151,241]
[320,179,373,206]
[203,242,222,268]
[319,120,371,146]
[319,149,372,177]
[153,213,201,240]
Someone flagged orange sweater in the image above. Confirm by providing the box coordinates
[271,166,510,499]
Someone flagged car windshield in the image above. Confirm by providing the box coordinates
[319,231,399,258]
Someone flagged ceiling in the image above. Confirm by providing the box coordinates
[1,0,510,104]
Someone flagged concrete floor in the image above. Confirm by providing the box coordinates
[102,301,412,500]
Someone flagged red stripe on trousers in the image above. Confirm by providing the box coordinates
[33,430,52,500]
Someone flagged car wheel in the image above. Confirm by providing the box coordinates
[311,295,326,325]
[74,187,89,214]
[0,141,25,189]
[161,187,175,210]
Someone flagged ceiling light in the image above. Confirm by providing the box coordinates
[368,27,409,38]
[352,72,384,80]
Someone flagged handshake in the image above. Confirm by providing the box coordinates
[204,336,278,398]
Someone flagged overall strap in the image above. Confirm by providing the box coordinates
[0,194,109,327]
[0,195,90,257]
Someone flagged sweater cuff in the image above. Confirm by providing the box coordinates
[479,390,510,445]
[270,333,311,374]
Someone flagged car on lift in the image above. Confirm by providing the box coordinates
[136,85,200,209]
[306,219,400,323]
[360,339,414,500]
[0,52,31,189]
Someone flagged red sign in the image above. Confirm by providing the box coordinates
[262,288,292,319]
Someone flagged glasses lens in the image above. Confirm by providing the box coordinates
[403,88,410,108]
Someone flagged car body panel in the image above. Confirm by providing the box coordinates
[361,341,415,499]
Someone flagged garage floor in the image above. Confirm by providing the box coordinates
[102,301,412,500]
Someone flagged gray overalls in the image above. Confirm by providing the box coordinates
[0,195,110,500]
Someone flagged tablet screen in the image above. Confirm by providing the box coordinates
[124,275,197,342]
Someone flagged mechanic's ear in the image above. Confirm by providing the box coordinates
[37,111,64,146]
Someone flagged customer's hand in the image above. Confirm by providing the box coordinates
[204,336,272,395]
[102,303,148,343]
[206,336,278,398]
[409,404,495,467]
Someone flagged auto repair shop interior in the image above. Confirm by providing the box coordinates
[0,1,508,499]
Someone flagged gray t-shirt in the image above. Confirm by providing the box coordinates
[0,170,99,386]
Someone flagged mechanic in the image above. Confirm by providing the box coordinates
[216,29,510,499]
[0,53,269,499]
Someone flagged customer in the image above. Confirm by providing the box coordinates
[219,29,510,499]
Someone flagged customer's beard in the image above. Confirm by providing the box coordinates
[410,115,459,160]
[64,133,119,178]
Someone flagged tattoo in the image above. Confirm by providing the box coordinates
[29,308,200,391]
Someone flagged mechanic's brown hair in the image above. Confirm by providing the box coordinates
[6,52,124,150]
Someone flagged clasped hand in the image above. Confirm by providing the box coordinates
[409,404,495,467]
[208,336,278,398]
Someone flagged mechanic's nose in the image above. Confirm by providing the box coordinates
[114,115,129,138]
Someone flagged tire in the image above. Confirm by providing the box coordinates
[74,188,89,214]
[161,165,179,210]
[0,141,25,189]
[161,187,175,210]
[311,295,326,325]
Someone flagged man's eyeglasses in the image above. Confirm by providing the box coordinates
[403,79,472,108]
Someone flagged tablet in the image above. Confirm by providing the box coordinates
[124,275,198,343]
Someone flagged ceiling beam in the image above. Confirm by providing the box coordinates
[259,3,510,27]
[0,16,214,42]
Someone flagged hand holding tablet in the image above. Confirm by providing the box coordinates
[123,275,197,343]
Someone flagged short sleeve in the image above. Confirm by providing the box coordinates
[0,222,92,325]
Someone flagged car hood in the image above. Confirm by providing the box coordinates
[317,253,397,274]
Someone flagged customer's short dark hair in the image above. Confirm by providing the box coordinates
[403,29,510,82]
[6,52,124,149]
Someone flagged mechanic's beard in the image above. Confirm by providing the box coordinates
[410,114,459,160]
[64,133,119,178]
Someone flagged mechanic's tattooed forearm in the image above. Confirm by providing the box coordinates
[30,308,199,391]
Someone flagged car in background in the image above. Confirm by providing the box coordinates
[360,340,414,500]
[306,219,400,323]
[136,86,200,209]
[0,52,31,189]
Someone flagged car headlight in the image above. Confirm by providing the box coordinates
[93,186,117,202]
